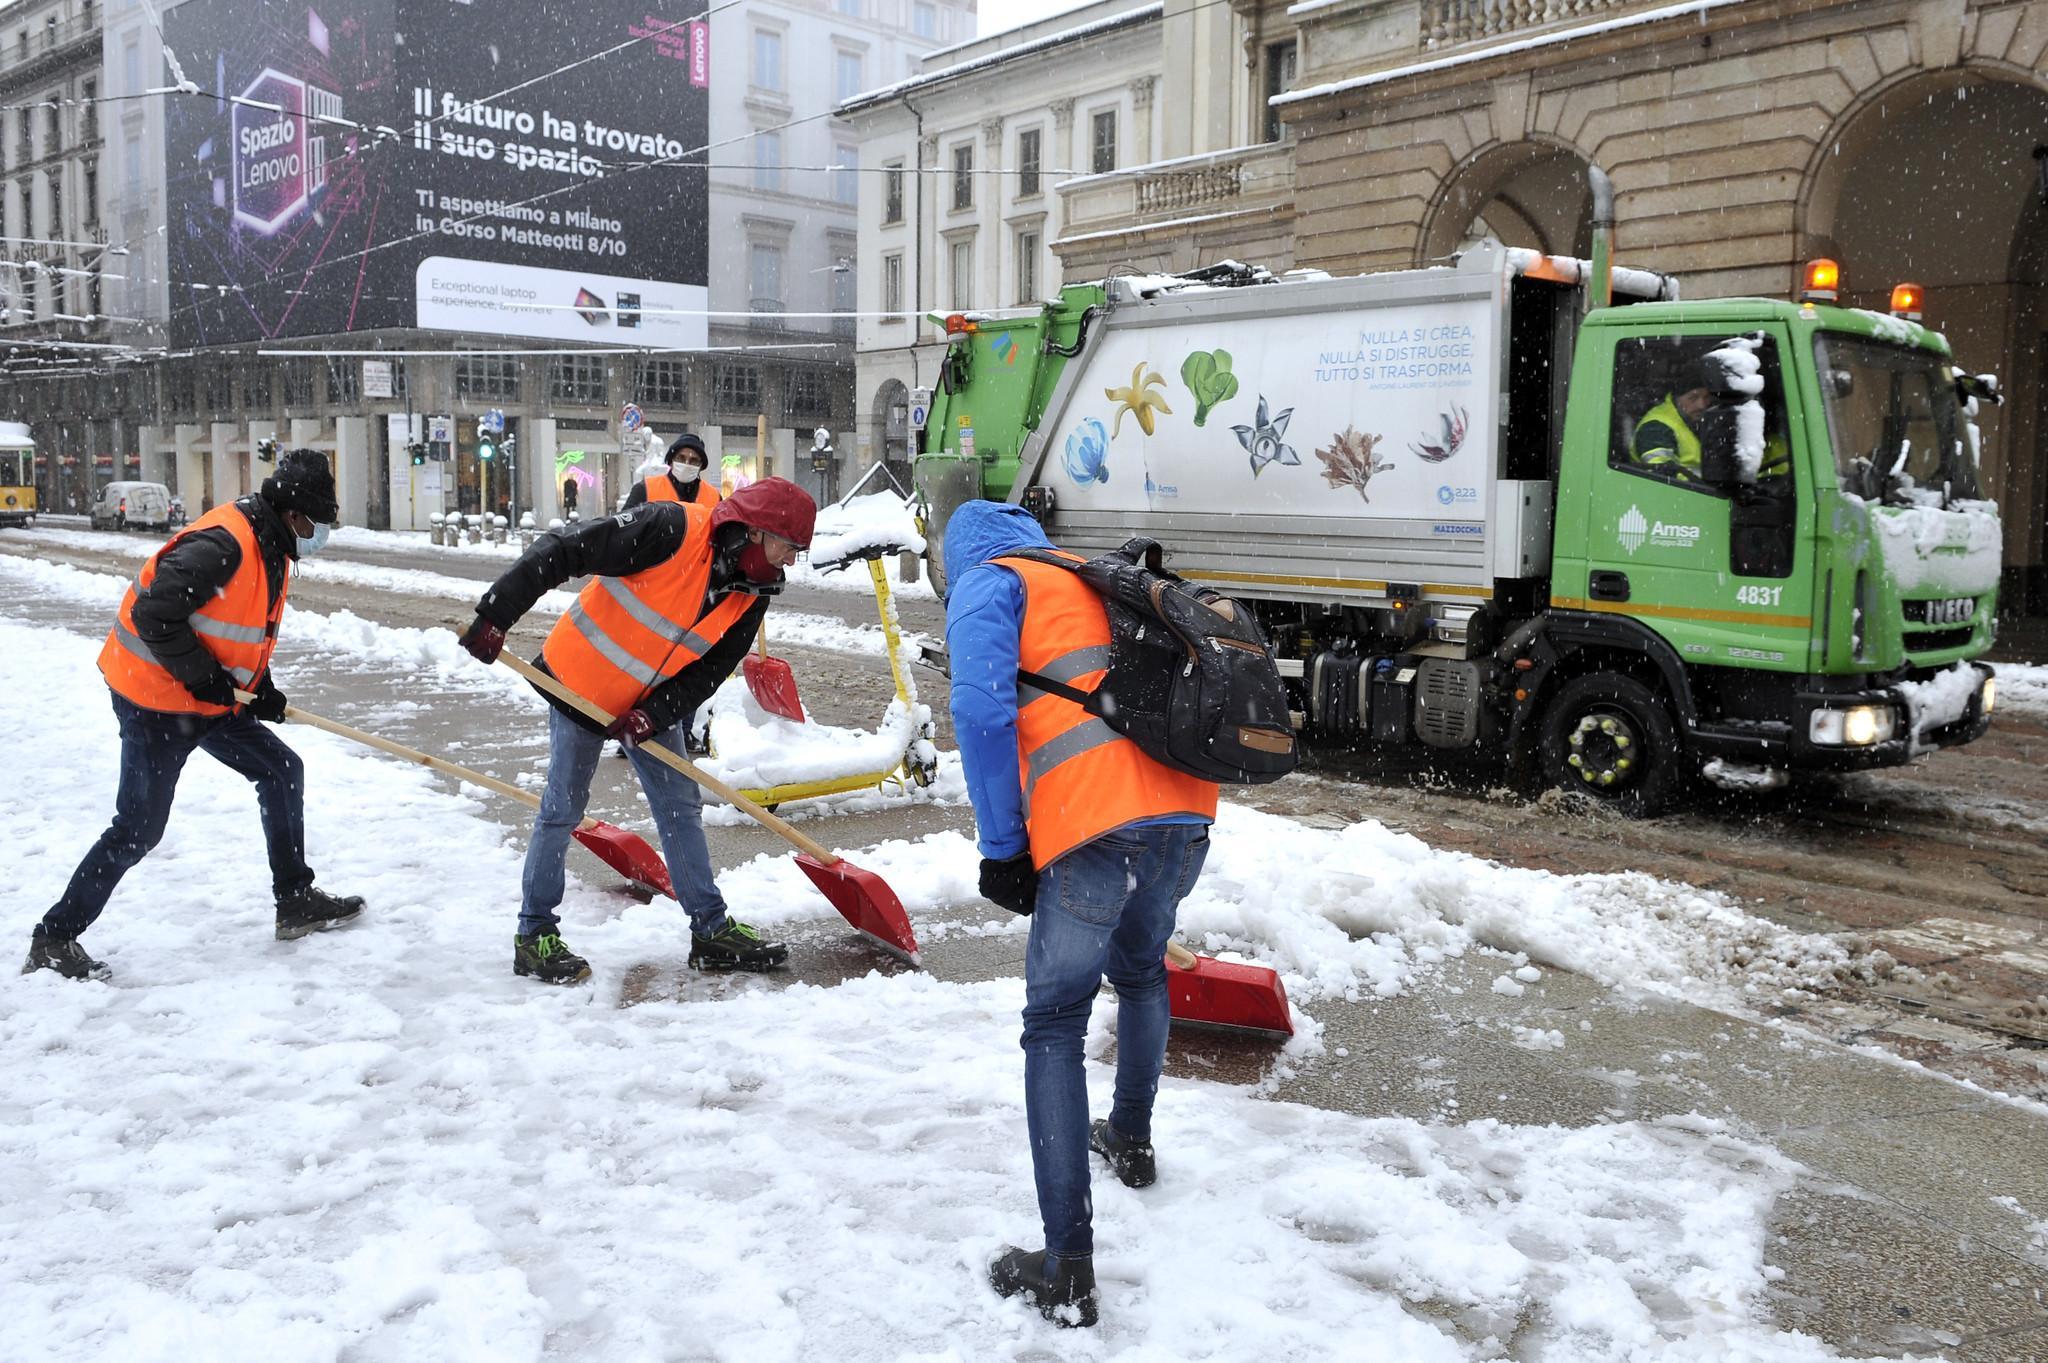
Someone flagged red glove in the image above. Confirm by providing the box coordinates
[605,708,657,748]
[459,616,506,664]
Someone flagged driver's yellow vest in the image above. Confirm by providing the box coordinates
[1633,395,1700,475]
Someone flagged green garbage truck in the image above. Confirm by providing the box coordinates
[914,189,2001,813]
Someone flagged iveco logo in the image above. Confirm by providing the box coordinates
[1619,504,1648,554]
[1923,597,1974,625]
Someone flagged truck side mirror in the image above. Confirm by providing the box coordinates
[1693,403,1754,488]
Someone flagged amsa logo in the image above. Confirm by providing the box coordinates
[1617,504,1702,555]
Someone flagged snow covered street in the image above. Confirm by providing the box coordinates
[5,529,2048,1360]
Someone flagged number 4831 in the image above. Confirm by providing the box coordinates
[1735,585,1784,606]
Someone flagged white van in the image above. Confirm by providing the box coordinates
[91,480,174,532]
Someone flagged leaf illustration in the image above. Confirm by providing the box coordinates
[1181,349,1239,427]
[1233,395,1299,477]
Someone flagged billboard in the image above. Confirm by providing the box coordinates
[164,0,710,349]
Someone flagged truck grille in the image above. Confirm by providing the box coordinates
[1902,596,1977,627]
[1904,626,1974,652]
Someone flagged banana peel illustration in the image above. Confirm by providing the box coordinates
[1105,362,1172,437]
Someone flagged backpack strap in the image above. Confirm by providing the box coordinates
[994,549,1102,709]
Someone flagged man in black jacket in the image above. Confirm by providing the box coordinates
[456,478,815,984]
[621,432,717,510]
[25,451,366,981]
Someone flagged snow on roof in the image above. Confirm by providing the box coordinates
[1271,0,1751,108]
[0,420,32,448]
[836,3,1162,117]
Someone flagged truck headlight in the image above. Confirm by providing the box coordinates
[1981,676,1996,716]
[1810,704,1896,746]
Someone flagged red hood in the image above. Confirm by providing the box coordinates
[712,476,817,548]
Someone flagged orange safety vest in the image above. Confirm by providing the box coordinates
[643,471,719,507]
[999,553,1218,870]
[98,502,286,715]
[542,500,755,716]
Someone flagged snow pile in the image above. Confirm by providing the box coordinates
[806,492,926,568]
[784,546,937,602]
[1995,661,2048,721]
[1896,661,1981,747]
[1500,247,1675,301]
[0,624,1894,1362]
[701,677,929,792]
[1178,802,1859,1010]
[1864,500,2003,596]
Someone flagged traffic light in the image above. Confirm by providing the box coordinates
[408,442,427,467]
[477,433,496,462]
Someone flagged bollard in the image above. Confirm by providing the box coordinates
[429,511,445,547]
[546,517,565,534]
[488,514,507,545]
[519,511,538,549]
[464,514,482,545]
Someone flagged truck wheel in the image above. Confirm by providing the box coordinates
[1539,673,1682,817]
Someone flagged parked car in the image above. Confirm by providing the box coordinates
[90,480,174,532]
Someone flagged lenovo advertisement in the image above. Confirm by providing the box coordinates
[165,0,709,348]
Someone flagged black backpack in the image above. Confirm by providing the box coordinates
[1005,538,1298,785]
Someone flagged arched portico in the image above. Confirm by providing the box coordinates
[1419,140,1596,265]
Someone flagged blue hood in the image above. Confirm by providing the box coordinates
[942,500,1053,590]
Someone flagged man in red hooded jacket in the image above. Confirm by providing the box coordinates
[457,478,816,984]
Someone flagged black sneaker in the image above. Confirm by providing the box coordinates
[514,932,591,985]
[1090,1118,1157,1189]
[689,919,789,972]
[21,931,110,982]
[988,1247,1098,1328]
[275,886,365,940]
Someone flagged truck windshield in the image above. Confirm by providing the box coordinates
[1813,334,1977,507]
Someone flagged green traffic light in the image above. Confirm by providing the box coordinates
[478,438,496,461]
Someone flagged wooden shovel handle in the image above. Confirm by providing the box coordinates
[1165,941,1199,970]
[233,688,613,828]
[757,619,768,658]
[493,652,841,865]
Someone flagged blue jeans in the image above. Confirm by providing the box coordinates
[41,691,314,940]
[1022,820,1211,1259]
[518,705,730,939]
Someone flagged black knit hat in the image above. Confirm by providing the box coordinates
[261,448,339,522]
[666,432,707,465]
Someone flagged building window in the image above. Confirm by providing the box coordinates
[203,364,231,411]
[833,144,859,206]
[951,142,972,211]
[949,237,972,311]
[44,101,59,156]
[325,357,359,405]
[165,366,196,416]
[81,158,96,228]
[882,160,903,223]
[455,354,520,402]
[713,362,762,415]
[834,0,860,13]
[1015,228,1039,305]
[45,168,60,231]
[549,353,607,404]
[831,261,856,327]
[783,368,833,425]
[283,360,315,407]
[1017,128,1041,198]
[244,364,272,409]
[882,251,903,318]
[834,50,864,106]
[122,36,139,92]
[749,243,783,309]
[752,29,783,92]
[753,130,782,193]
[636,358,689,407]
[1263,40,1298,143]
[123,131,139,194]
[80,79,96,142]
[913,2,937,39]
[1090,109,1117,175]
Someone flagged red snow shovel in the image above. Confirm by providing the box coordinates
[742,621,806,723]
[1164,941,1294,1037]
[496,653,922,963]
[240,692,675,896]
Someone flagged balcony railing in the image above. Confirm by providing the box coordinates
[1059,141,1296,244]
[1422,0,1638,49]
[1,12,101,77]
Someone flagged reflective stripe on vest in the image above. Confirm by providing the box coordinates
[1633,395,1701,474]
[998,554,1218,870]
[541,501,754,715]
[97,502,284,715]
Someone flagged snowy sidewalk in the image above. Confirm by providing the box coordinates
[5,604,2048,1356]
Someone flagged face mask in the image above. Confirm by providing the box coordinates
[674,461,702,485]
[738,537,780,583]
[296,521,331,558]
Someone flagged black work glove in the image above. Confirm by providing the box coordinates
[459,615,507,664]
[605,708,657,749]
[247,674,288,723]
[979,853,1039,917]
[188,671,238,709]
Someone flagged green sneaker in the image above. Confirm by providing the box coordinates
[513,932,591,985]
[689,919,789,972]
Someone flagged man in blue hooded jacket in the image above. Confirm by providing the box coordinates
[944,499,1218,1328]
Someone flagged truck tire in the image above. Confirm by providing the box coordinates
[1539,673,1683,817]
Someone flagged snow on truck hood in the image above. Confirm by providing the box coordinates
[1864,498,2002,597]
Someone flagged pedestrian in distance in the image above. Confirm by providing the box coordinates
[622,431,719,511]
[455,478,817,985]
[942,500,1221,1328]
[23,450,366,981]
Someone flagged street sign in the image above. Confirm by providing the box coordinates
[362,359,393,399]
[908,387,932,430]
[428,414,453,444]
[620,403,644,433]
[482,408,505,435]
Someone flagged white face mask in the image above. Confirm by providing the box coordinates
[675,461,703,484]
[296,521,330,558]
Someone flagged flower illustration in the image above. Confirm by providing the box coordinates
[1104,363,1173,437]
[1410,405,1469,463]
[1062,418,1109,485]
[1316,426,1394,502]
[1231,396,1299,477]
[1180,349,1240,426]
